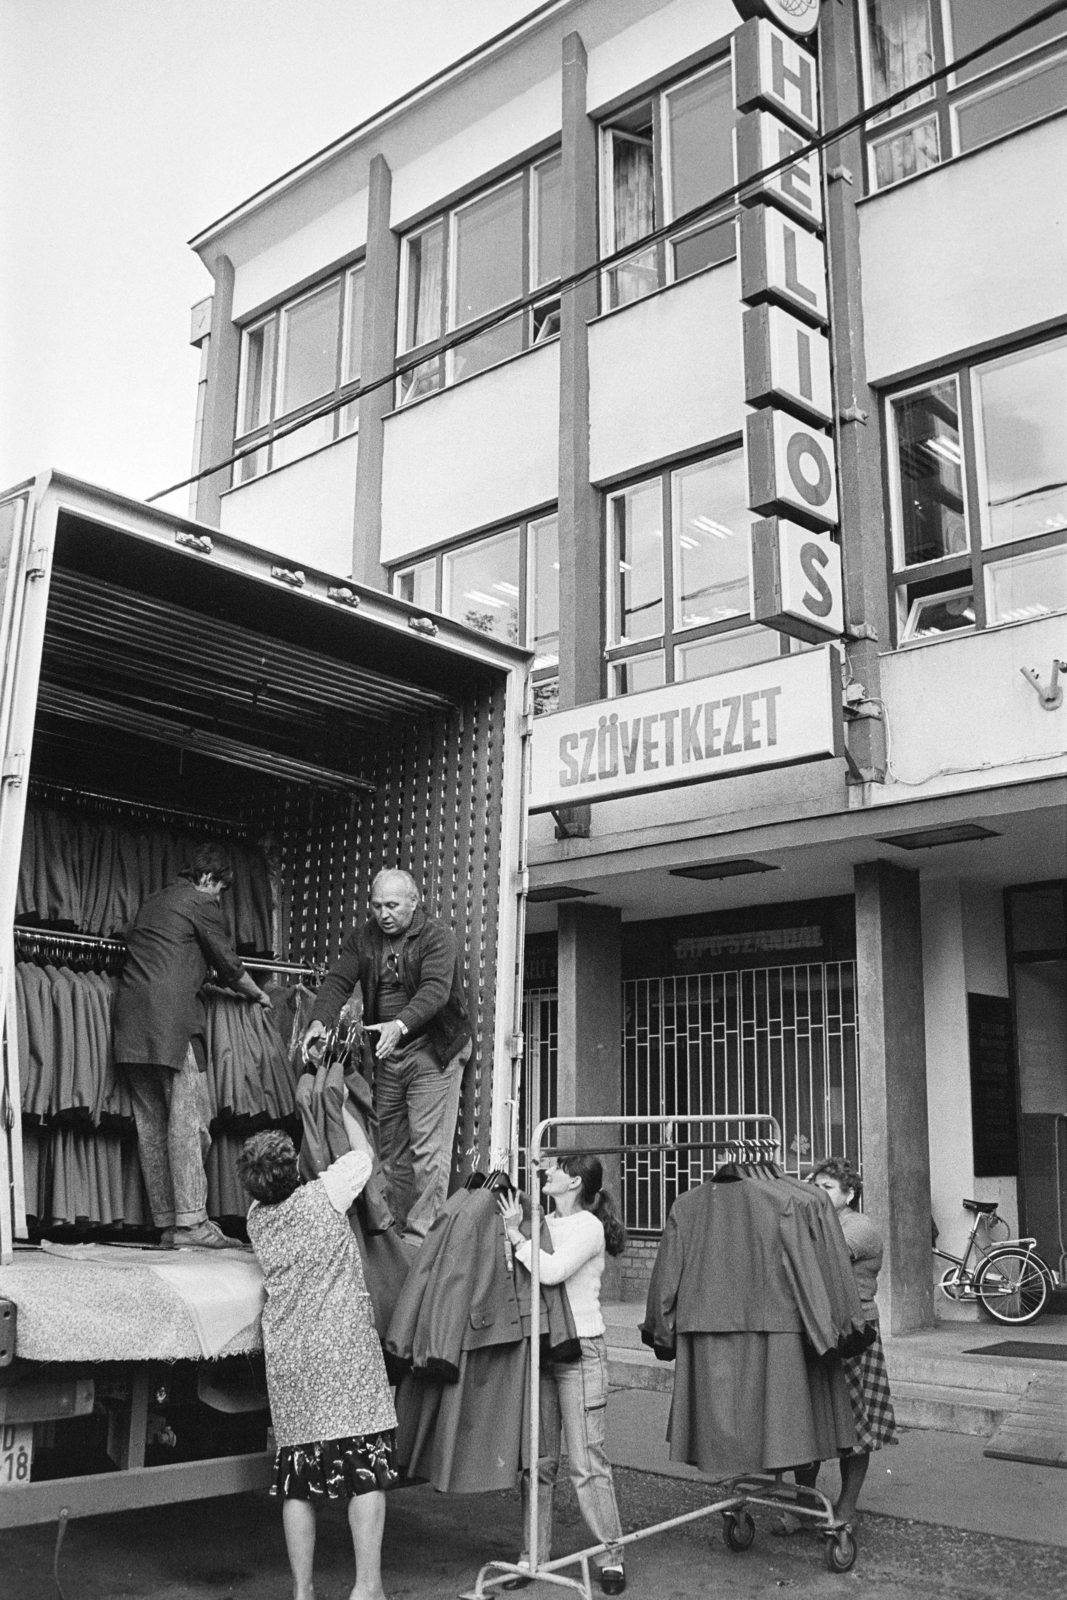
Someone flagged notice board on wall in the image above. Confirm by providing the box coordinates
[967,993,1018,1177]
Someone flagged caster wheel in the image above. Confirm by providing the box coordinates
[824,1529,857,1573]
[722,1511,755,1552]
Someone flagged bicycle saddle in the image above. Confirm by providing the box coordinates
[962,1198,999,1214]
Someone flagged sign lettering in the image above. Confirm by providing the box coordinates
[735,14,844,644]
[529,652,839,810]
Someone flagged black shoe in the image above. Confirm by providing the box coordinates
[598,1566,626,1596]
[501,1575,532,1591]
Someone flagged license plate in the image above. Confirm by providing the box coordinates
[0,1423,33,1488]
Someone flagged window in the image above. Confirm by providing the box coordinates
[397,155,561,404]
[233,265,364,483]
[600,58,736,310]
[606,449,792,694]
[393,513,560,713]
[859,1,1067,192]
[888,334,1067,641]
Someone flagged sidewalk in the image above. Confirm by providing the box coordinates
[603,1304,1067,1548]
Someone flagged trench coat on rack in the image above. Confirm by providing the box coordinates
[295,1058,410,1336]
[386,1186,580,1492]
[641,1177,866,1475]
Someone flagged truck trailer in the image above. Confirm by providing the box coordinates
[0,470,529,1526]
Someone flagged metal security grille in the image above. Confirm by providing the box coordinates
[518,987,558,1191]
[622,963,861,1233]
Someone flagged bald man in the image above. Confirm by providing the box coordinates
[303,870,472,1245]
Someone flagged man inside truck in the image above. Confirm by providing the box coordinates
[112,844,273,1249]
[301,869,472,1248]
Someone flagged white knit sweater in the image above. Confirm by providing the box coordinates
[514,1209,606,1338]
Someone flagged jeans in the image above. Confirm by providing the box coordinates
[124,1047,211,1229]
[521,1336,624,1570]
[375,1038,469,1245]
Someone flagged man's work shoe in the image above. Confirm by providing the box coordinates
[170,1220,241,1250]
[598,1567,626,1595]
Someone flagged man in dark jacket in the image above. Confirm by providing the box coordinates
[303,869,472,1246]
[113,844,271,1249]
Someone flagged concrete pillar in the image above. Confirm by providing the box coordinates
[818,2,888,783]
[555,31,601,838]
[194,255,240,528]
[557,902,623,1295]
[855,861,935,1333]
[352,154,399,588]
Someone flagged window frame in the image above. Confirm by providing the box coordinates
[395,152,562,406]
[391,509,561,703]
[232,261,365,484]
[885,330,1067,644]
[598,53,738,312]
[857,0,1067,195]
[603,446,795,697]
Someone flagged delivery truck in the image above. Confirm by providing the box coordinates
[0,470,530,1526]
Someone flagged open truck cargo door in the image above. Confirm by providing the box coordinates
[0,472,530,1266]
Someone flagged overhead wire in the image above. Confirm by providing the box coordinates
[147,2,1067,506]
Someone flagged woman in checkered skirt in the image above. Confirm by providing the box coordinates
[812,1156,898,1523]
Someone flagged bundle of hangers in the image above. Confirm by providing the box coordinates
[12,924,323,982]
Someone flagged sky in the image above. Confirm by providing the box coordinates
[0,0,544,513]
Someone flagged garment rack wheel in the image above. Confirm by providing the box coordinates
[822,1525,857,1573]
[721,1510,755,1552]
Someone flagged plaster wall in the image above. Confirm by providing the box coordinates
[585,0,738,110]
[922,878,1017,1318]
[231,190,369,321]
[588,261,744,483]
[876,615,1067,802]
[218,433,358,575]
[859,116,1067,383]
[380,342,559,562]
[389,74,561,227]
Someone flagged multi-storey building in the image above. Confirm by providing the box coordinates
[186,0,1067,1329]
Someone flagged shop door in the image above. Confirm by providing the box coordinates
[622,962,860,1231]
[519,987,558,1190]
[1009,884,1067,1279]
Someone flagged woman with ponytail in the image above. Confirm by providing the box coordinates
[499,1153,628,1595]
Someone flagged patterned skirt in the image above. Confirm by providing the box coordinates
[842,1329,897,1452]
[270,1428,400,1500]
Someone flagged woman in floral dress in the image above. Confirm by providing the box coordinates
[238,1129,398,1600]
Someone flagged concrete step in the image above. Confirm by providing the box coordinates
[984,1370,1067,1466]
[890,1379,1016,1436]
[882,1347,1035,1395]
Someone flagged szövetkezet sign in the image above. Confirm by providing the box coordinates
[529,648,840,811]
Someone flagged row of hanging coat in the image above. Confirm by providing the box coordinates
[17,804,274,952]
[640,1165,871,1477]
[385,1185,580,1494]
[15,961,307,1231]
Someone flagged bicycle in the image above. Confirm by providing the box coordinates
[934,1198,1058,1324]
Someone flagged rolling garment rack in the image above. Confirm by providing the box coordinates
[464,1113,858,1600]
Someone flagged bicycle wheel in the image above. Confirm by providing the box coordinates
[975,1248,1050,1324]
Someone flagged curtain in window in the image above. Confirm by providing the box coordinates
[406,226,444,352]
[612,134,655,249]
[866,0,935,104]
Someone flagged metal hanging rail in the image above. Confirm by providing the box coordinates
[27,778,253,837]
[13,926,322,981]
[464,1112,858,1600]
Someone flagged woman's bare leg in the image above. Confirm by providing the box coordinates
[835,1451,870,1523]
[348,1488,387,1600]
[282,1497,317,1600]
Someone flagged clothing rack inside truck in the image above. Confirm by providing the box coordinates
[463,1114,862,1600]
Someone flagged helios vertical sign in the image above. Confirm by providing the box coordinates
[733,14,843,644]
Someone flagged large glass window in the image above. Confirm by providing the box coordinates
[859,0,1067,191]
[600,58,736,311]
[233,264,364,484]
[606,450,788,694]
[392,512,560,712]
[397,155,561,404]
[889,334,1067,641]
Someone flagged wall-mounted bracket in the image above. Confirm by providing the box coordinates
[1020,660,1064,710]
